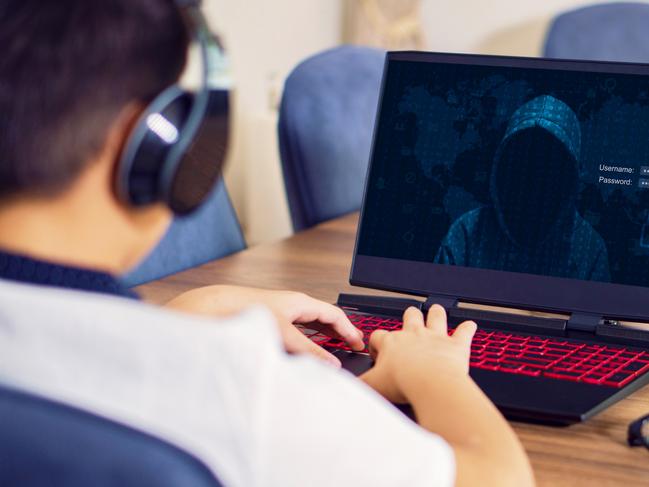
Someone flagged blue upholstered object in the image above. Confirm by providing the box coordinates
[278,45,385,231]
[544,2,649,62]
[0,384,221,487]
[123,181,245,286]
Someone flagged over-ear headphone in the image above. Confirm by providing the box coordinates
[116,0,230,215]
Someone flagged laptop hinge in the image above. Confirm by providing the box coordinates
[423,294,459,312]
[337,293,424,316]
[566,312,602,333]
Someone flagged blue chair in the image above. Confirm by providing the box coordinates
[123,181,245,286]
[278,45,385,231]
[544,2,649,62]
[0,384,221,486]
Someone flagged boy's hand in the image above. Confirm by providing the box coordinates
[164,285,365,366]
[362,306,534,487]
[361,305,476,403]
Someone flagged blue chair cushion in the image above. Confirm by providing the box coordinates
[0,384,221,487]
[278,45,385,231]
[544,2,649,62]
[123,180,245,286]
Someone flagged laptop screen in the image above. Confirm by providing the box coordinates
[357,54,649,289]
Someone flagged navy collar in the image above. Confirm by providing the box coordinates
[0,249,138,299]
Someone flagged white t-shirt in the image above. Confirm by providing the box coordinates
[0,279,454,487]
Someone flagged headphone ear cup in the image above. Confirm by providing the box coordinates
[161,88,229,215]
[116,86,192,207]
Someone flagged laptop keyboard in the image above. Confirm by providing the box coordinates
[300,313,649,388]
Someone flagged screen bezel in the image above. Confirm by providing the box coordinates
[351,51,649,321]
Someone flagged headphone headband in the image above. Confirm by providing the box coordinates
[174,0,202,7]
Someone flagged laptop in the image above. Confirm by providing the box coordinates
[300,51,649,425]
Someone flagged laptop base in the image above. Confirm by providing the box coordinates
[333,348,649,426]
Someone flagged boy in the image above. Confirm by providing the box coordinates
[0,1,533,486]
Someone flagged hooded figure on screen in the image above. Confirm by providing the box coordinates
[435,95,610,282]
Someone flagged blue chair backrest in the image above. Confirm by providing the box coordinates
[0,384,221,487]
[544,2,649,62]
[123,180,245,286]
[278,45,385,231]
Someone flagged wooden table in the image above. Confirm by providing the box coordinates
[137,213,649,487]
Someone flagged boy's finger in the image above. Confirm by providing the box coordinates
[402,306,424,332]
[452,320,477,347]
[368,329,389,360]
[426,304,448,335]
[284,325,341,367]
[293,298,365,351]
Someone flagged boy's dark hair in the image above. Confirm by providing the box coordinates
[0,0,189,199]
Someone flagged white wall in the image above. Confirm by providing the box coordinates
[421,0,600,55]
[203,0,343,244]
